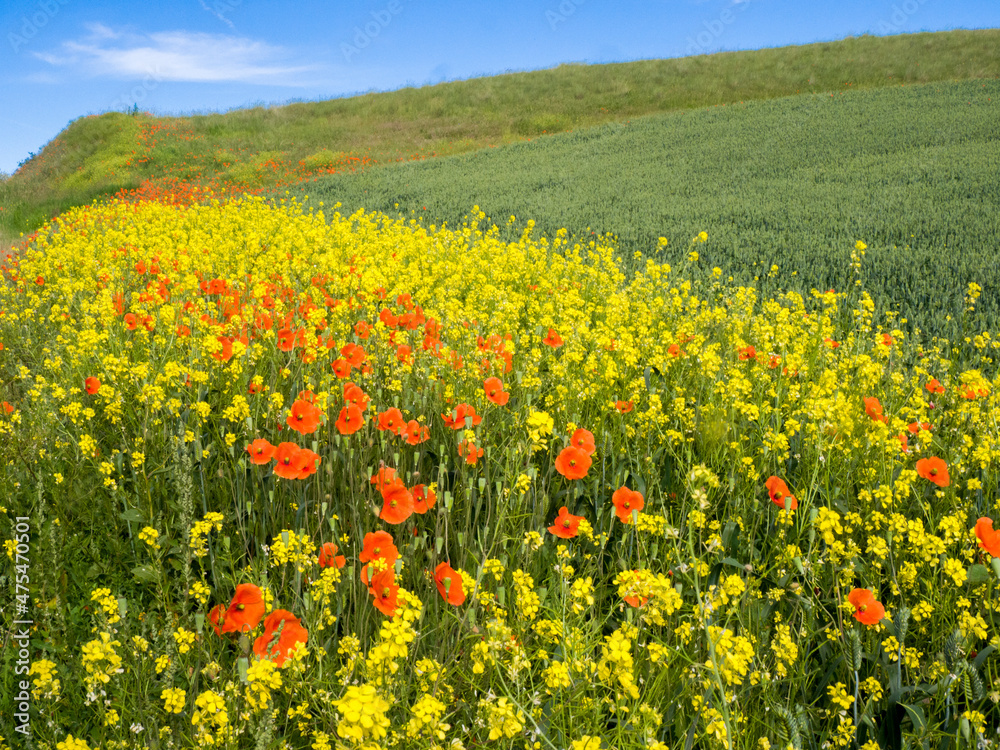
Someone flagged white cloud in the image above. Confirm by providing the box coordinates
[33,25,319,85]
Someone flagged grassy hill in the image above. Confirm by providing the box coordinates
[2,28,999,242]
[293,78,1000,341]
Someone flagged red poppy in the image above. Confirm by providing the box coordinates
[458,439,484,465]
[1,401,12,414]
[864,397,887,424]
[208,603,226,636]
[765,476,798,510]
[402,420,430,445]
[376,408,404,432]
[248,382,264,395]
[896,434,910,454]
[443,403,482,430]
[276,328,296,352]
[379,308,399,328]
[548,506,584,539]
[253,609,308,666]
[880,333,894,347]
[542,328,564,348]
[370,466,401,492]
[286,398,323,435]
[611,487,645,523]
[318,542,346,569]
[354,321,371,339]
[368,569,399,617]
[570,428,596,456]
[667,343,682,357]
[331,358,352,378]
[925,378,945,394]
[907,421,931,435]
[343,382,370,412]
[176,324,192,338]
[411,484,437,513]
[484,377,510,406]
[824,338,840,349]
[615,400,634,413]
[974,518,1000,558]
[85,376,101,395]
[847,588,885,626]
[359,530,398,568]
[916,457,949,488]
[336,404,364,435]
[380,483,415,524]
[434,562,466,606]
[212,336,234,362]
[296,448,321,479]
[555,446,591,480]
[273,442,308,479]
[738,345,757,361]
[246,438,276,465]
[222,584,265,634]
[396,344,413,364]
[124,313,138,330]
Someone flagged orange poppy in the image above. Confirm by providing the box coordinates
[880,333,894,347]
[354,321,371,339]
[341,343,366,366]
[371,467,403,492]
[273,442,307,480]
[458,439,484,465]
[548,506,585,539]
[380,483,415,524]
[896,434,909,454]
[411,484,437,513]
[276,328,296,351]
[295,449,321,479]
[765,476,798,510]
[442,403,482,430]
[85,376,101,394]
[246,438,276,465]
[570,428,596,456]
[396,344,413,364]
[542,328,563,348]
[925,378,945,394]
[847,588,885,626]
[611,487,645,523]
[402,420,430,445]
[343,382,370,412]
[222,584,265,634]
[434,562,466,606]
[286,398,323,435]
[615,400,634,413]
[824,338,840,349]
[208,603,226,636]
[368,569,399,617]
[336,404,364,435]
[555,446,591,480]
[253,609,308,666]
[124,313,138,330]
[376,408,404,432]
[864,397,887,424]
[359,530,398,569]
[907,421,931,435]
[974,518,1000,557]
[484,377,510,406]
[916,457,949,487]
[738,345,757,361]
[331,358,352,378]
[1,401,13,414]
[318,542,346,569]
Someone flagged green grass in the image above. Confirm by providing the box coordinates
[290,78,1000,342]
[2,29,999,239]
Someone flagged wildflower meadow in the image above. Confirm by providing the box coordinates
[1,193,999,750]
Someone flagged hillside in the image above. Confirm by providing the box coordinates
[2,28,999,241]
[294,78,1000,341]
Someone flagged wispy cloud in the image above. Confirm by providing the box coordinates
[33,23,319,85]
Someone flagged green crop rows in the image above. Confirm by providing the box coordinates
[292,79,1000,341]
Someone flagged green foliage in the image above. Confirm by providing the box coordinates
[295,78,1000,340]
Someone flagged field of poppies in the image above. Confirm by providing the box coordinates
[1,194,999,749]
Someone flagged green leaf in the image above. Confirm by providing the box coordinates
[131,564,158,583]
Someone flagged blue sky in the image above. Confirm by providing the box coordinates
[1,0,997,174]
